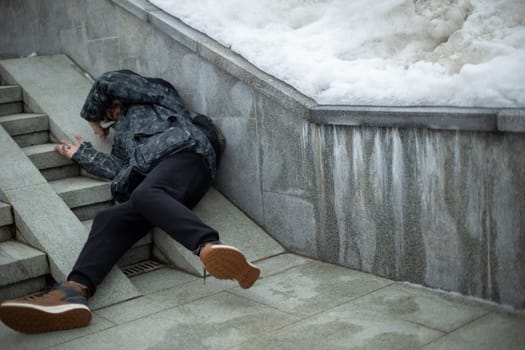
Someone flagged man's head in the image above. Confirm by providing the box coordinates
[106,100,121,121]
[88,100,122,139]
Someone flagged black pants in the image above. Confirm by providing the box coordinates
[68,151,220,296]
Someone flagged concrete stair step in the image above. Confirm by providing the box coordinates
[0,85,22,104]
[0,102,23,117]
[154,188,285,276]
[0,201,13,227]
[0,240,49,289]
[0,113,48,136]
[0,112,50,147]
[0,201,13,242]
[23,143,80,181]
[23,143,74,169]
[0,276,48,302]
[49,176,112,209]
[82,219,153,267]
[12,131,49,147]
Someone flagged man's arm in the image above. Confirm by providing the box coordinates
[72,142,125,180]
[55,136,124,180]
[81,70,187,122]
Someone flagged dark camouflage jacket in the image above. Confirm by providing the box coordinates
[72,70,216,202]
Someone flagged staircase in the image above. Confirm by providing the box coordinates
[0,54,284,309]
[0,86,50,301]
[0,75,141,309]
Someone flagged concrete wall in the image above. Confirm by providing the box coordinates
[1,0,524,309]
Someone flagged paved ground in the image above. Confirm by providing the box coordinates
[1,253,524,350]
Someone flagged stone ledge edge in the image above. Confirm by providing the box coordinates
[112,0,525,133]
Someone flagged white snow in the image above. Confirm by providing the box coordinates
[150,0,525,107]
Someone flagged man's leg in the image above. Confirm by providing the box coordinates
[0,201,152,333]
[130,151,260,288]
[68,200,153,296]
[129,151,219,252]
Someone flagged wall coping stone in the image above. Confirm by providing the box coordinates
[112,0,525,133]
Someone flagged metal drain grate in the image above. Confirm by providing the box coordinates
[122,260,165,277]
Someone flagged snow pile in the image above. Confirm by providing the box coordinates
[150,0,525,107]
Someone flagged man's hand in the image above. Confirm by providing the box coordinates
[55,135,84,159]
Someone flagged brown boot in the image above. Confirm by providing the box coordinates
[199,243,261,289]
[0,281,91,333]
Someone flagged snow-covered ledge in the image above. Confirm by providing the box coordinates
[113,0,524,133]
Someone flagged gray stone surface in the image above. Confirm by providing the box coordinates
[154,188,284,276]
[0,113,48,136]
[87,37,120,79]
[72,201,113,221]
[0,126,47,192]
[348,283,488,333]
[23,143,75,169]
[1,253,524,349]
[49,176,113,208]
[0,85,21,104]
[254,253,311,278]
[230,260,392,317]
[235,301,443,350]
[498,109,525,133]
[84,0,117,40]
[50,176,112,209]
[213,117,264,224]
[317,125,525,308]
[0,240,49,286]
[0,102,22,116]
[0,226,12,242]
[193,188,284,260]
[12,131,49,147]
[262,191,318,256]
[422,312,525,350]
[0,201,13,227]
[41,164,80,181]
[311,105,499,132]
[53,292,298,350]
[149,11,199,52]
[0,55,111,154]
[113,0,160,22]
[0,276,47,302]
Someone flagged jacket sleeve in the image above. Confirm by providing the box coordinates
[71,141,125,180]
[81,70,187,122]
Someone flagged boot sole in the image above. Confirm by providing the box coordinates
[0,303,91,334]
[200,245,261,289]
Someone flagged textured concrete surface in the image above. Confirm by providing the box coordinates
[49,177,112,209]
[0,240,48,287]
[0,126,47,192]
[0,113,48,136]
[1,254,523,350]
[311,105,499,132]
[0,85,21,104]
[154,188,284,276]
[23,143,75,170]
[0,55,111,154]
[0,202,13,227]
[498,109,525,133]
[317,126,525,309]
[0,102,22,117]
